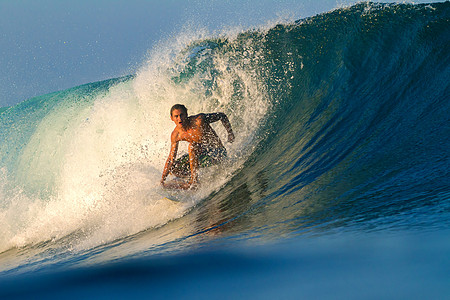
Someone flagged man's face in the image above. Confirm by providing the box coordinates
[171,109,187,128]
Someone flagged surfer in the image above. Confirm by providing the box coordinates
[161,104,235,190]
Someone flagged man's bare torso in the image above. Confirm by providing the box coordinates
[172,114,224,151]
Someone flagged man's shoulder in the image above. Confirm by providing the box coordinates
[189,114,206,124]
[190,113,206,119]
[170,128,181,141]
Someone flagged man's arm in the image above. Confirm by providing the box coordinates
[161,133,178,185]
[204,112,235,143]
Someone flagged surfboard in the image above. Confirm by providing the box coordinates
[161,196,181,203]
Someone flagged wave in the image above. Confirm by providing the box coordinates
[0,2,449,261]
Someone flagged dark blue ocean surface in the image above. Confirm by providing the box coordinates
[1,231,449,299]
[1,2,449,298]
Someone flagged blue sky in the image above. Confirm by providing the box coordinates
[0,0,442,107]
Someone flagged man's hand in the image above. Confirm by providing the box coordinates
[228,132,235,143]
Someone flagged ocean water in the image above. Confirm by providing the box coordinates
[1,2,449,298]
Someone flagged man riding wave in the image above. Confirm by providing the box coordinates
[161,104,235,190]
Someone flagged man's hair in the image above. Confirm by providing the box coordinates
[170,104,188,116]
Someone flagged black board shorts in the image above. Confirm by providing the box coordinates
[170,147,227,176]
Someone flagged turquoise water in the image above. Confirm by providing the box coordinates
[1,2,449,298]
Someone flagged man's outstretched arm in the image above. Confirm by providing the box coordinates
[204,112,235,142]
[161,138,178,185]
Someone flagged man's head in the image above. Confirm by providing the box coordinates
[170,104,188,128]
[170,104,187,117]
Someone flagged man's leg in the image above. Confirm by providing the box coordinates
[170,154,191,178]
